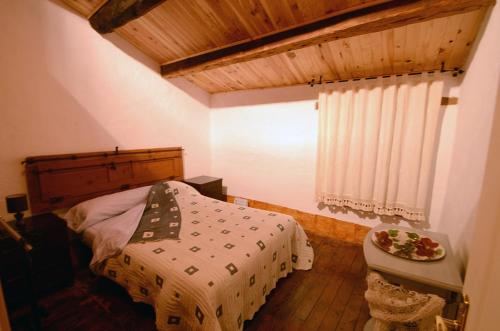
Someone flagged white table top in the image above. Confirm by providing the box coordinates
[364,224,463,293]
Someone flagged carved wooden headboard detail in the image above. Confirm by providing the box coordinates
[25,147,184,213]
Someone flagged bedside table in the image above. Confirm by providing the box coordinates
[183,176,225,201]
[0,213,73,312]
[363,224,463,320]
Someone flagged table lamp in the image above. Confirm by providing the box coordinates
[6,194,28,226]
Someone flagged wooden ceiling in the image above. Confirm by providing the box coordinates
[60,0,494,93]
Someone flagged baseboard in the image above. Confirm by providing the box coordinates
[226,195,371,245]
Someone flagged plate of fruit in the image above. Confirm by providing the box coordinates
[371,229,446,261]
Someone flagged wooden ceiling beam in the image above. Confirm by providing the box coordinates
[89,0,166,34]
[161,0,494,78]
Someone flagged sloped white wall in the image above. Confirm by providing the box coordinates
[0,0,211,217]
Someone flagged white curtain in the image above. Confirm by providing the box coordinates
[316,73,444,221]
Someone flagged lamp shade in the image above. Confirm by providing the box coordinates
[6,194,28,213]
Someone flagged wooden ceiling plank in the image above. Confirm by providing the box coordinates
[199,69,237,92]
[287,0,307,23]
[420,17,448,69]
[299,0,323,21]
[260,0,298,30]
[311,48,332,81]
[237,62,268,88]
[391,24,408,73]
[115,27,167,63]
[352,35,374,77]
[161,0,493,78]
[89,0,167,34]
[435,13,467,70]
[315,43,341,81]
[447,9,487,69]
[381,29,395,74]
[59,0,108,18]
[147,6,211,56]
[253,1,283,36]
[188,72,221,93]
[270,54,302,86]
[116,18,181,62]
[156,2,221,54]
[225,63,258,91]
[160,0,395,77]
[235,65,263,90]
[322,0,345,17]
[223,63,257,89]
[249,59,282,88]
[309,45,335,81]
[282,50,315,83]
[249,58,277,88]
[215,68,242,91]
[341,38,362,78]
[280,53,309,84]
[375,31,392,75]
[161,0,392,74]
[357,33,374,76]
[183,75,216,93]
[245,59,280,87]
[157,0,388,64]
[361,33,384,77]
[195,0,251,45]
[91,0,249,62]
[223,1,266,36]
[137,0,260,62]
[186,9,486,93]
[289,47,316,82]
[403,17,423,72]
[324,40,349,80]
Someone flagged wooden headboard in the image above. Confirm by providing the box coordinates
[25,147,184,213]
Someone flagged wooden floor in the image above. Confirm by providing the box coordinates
[14,233,370,331]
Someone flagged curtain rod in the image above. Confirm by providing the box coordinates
[308,67,464,87]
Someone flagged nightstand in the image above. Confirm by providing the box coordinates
[0,213,73,312]
[183,176,225,201]
[363,224,463,320]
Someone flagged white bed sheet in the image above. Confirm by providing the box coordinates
[85,203,146,267]
[82,224,99,247]
[58,207,98,247]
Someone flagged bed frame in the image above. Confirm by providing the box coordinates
[24,147,184,213]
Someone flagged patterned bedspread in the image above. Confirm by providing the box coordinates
[100,183,314,331]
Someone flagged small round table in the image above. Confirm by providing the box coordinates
[363,224,463,329]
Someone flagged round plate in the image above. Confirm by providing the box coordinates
[371,229,446,261]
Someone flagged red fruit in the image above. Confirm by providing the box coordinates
[375,231,393,250]
[416,248,427,256]
[421,237,439,248]
[377,231,389,239]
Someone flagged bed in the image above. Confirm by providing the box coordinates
[24,147,314,331]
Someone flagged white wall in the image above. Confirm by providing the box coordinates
[210,79,460,230]
[438,4,500,270]
[463,69,500,331]
[0,0,211,217]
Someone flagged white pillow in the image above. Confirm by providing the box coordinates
[90,202,146,268]
[64,185,151,233]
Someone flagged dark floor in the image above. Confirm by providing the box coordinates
[13,233,370,331]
